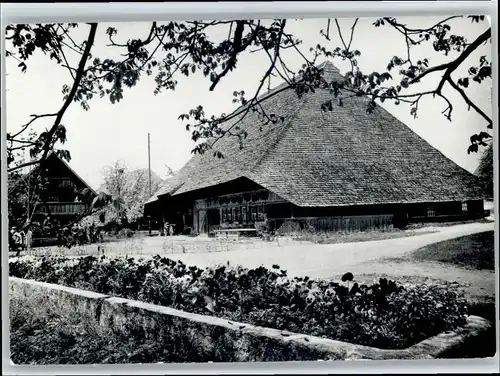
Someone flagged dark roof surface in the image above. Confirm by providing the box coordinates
[8,152,97,196]
[147,61,484,208]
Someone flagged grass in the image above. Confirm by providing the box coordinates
[9,288,331,364]
[293,229,436,245]
[9,290,193,365]
[411,231,495,270]
[407,217,492,230]
[10,291,120,364]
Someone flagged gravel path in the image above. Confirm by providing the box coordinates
[165,221,496,302]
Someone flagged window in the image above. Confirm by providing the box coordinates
[235,207,241,223]
[427,207,435,217]
[242,206,247,223]
[251,206,257,221]
[462,201,468,213]
[257,205,265,221]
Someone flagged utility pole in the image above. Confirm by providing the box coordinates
[148,132,152,197]
[26,149,31,254]
[148,133,152,235]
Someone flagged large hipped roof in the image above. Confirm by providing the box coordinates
[146,61,484,208]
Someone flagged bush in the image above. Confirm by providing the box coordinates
[9,255,469,350]
[116,228,134,239]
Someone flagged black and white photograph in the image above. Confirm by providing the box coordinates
[4,12,496,365]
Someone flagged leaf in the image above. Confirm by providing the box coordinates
[458,77,469,88]
[204,296,216,312]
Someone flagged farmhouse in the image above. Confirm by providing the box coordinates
[144,61,486,235]
[11,152,97,228]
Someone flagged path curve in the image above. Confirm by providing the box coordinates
[167,222,494,280]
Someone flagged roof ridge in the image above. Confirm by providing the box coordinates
[7,152,97,196]
[216,61,341,137]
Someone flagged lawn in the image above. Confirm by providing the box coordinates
[411,230,495,271]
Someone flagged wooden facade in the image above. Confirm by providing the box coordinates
[151,177,486,235]
[31,153,96,226]
[193,189,287,233]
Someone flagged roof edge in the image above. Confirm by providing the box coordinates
[49,152,98,196]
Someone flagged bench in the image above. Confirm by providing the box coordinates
[214,228,258,240]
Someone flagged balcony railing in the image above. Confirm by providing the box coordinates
[35,202,87,215]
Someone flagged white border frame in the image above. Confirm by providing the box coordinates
[1,1,498,374]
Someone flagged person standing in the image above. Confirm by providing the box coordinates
[12,227,24,256]
[89,224,96,243]
[77,224,85,245]
[71,224,79,246]
[85,225,92,244]
[24,224,33,252]
[9,227,17,254]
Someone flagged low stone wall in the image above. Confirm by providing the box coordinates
[9,277,492,362]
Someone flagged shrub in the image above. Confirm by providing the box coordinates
[9,255,469,350]
[116,228,134,239]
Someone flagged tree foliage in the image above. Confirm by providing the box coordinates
[475,143,494,198]
[5,16,492,171]
[86,161,163,227]
[7,169,46,230]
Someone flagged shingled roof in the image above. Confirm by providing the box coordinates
[8,151,97,196]
[146,61,484,209]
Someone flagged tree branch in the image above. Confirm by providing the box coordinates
[10,113,58,140]
[447,77,493,127]
[209,20,259,91]
[411,27,491,86]
[51,25,76,80]
[8,158,43,173]
[41,23,98,162]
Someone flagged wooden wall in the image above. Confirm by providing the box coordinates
[271,214,394,234]
[152,176,487,234]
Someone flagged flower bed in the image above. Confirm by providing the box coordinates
[9,255,469,350]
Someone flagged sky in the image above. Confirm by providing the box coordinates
[6,16,493,191]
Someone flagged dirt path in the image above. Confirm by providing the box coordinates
[166,221,496,301]
[166,222,494,273]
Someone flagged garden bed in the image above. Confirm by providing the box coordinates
[9,277,491,364]
[9,254,483,351]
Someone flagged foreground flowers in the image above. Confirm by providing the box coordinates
[9,255,469,349]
